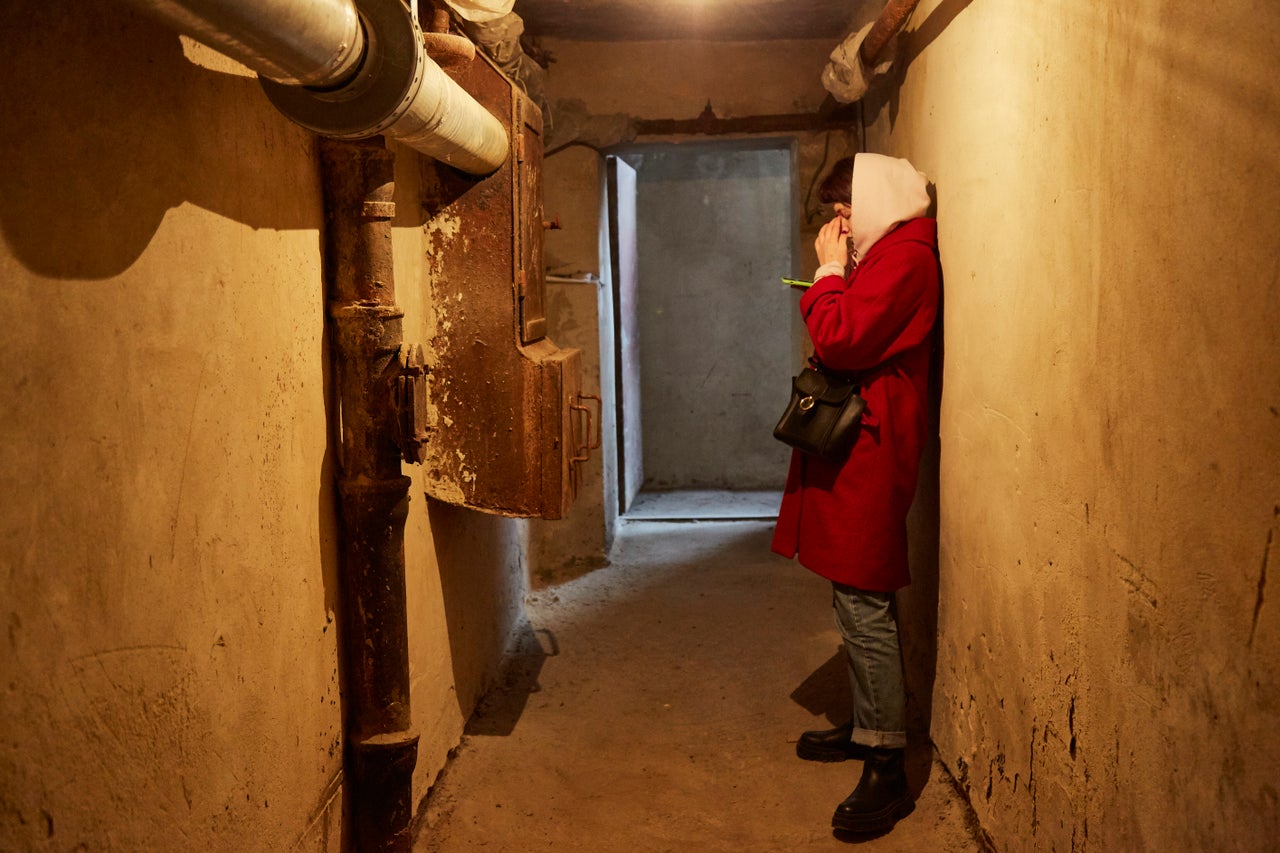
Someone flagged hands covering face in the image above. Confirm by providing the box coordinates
[815,215,850,269]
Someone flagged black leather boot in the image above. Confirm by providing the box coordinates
[831,747,912,834]
[796,721,870,762]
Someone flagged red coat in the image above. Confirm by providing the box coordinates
[771,217,940,591]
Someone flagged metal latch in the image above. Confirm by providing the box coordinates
[395,343,429,465]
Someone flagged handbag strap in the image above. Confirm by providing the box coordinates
[808,357,863,387]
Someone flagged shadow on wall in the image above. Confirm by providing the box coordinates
[427,500,528,726]
[0,2,321,281]
[861,0,977,128]
[897,184,946,792]
[315,328,349,850]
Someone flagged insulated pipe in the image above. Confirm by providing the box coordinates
[127,0,510,175]
[262,0,509,174]
[123,0,365,87]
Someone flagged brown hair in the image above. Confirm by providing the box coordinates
[817,156,854,206]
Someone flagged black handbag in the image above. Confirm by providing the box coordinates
[773,365,866,461]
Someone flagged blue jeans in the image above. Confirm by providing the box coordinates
[832,583,907,749]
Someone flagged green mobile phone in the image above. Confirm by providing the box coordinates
[781,277,813,289]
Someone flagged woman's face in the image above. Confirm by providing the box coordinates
[832,202,852,221]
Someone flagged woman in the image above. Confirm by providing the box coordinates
[772,152,940,835]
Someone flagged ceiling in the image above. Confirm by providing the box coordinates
[514,0,862,42]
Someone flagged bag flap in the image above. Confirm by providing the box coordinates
[793,368,858,404]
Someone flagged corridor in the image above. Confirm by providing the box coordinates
[5,1,1278,850]
[417,501,982,851]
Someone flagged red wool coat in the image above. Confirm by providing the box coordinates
[771,217,940,591]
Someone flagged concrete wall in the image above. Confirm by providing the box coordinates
[544,38,841,121]
[0,3,525,849]
[868,1,1280,849]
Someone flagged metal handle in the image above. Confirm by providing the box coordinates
[570,393,603,464]
[569,393,603,496]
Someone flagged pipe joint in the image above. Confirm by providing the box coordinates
[350,730,420,852]
[330,303,406,359]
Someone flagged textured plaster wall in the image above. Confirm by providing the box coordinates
[0,4,344,849]
[0,3,526,848]
[865,1,1280,848]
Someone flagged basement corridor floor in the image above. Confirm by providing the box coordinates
[415,492,983,852]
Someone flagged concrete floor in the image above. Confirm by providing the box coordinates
[624,489,783,521]
[416,501,984,852]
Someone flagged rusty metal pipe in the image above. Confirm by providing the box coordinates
[860,0,923,66]
[320,136,418,853]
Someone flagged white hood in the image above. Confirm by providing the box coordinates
[848,153,931,261]
[445,0,514,23]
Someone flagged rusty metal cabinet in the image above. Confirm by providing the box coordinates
[418,53,589,519]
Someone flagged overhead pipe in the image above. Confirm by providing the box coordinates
[860,0,923,66]
[124,0,509,174]
[820,0,924,105]
[122,0,366,86]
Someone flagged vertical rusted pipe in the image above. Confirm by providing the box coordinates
[320,135,419,853]
[860,0,922,66]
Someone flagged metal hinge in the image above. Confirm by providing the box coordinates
[395,343,429,464]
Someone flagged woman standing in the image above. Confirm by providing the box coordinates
[772,153,940,835]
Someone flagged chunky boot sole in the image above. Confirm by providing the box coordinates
[796,739,866,762]
[831,796,914,835]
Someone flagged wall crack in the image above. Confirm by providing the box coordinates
[1248,509,1276,647]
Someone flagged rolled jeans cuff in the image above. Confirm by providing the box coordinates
[851,727,907,750]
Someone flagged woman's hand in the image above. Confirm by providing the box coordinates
[815,216,850,269]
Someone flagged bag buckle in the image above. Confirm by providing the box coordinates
[798,395,816,413]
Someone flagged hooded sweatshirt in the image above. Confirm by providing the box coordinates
[814,152,932,281]
[771,153,940,591]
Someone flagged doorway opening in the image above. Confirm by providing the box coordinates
[605,139,804,521]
